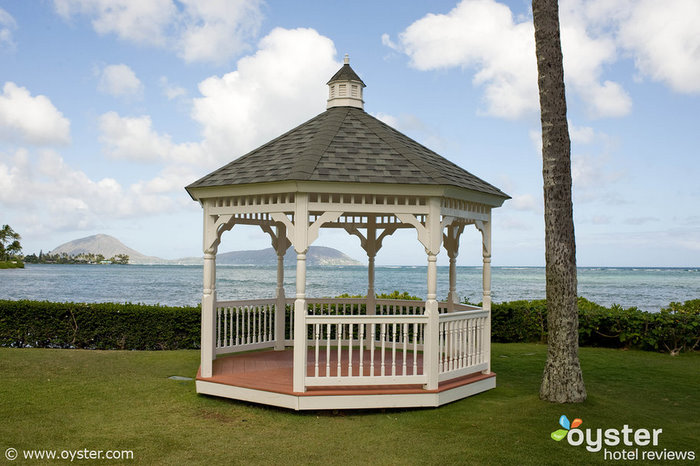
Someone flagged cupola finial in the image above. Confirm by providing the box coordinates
[327,54,366,110]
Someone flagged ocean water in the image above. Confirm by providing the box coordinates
[0,264,698,312]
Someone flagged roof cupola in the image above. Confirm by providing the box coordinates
[326,54,365,110]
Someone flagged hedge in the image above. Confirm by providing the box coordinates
[0,300,200,350]
[1,298,698,353]
[489,298,700,354]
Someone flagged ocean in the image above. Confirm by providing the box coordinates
[1,264,698,312]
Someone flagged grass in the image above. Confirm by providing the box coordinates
[0,344,697,465]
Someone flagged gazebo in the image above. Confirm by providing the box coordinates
[185,56,509,410]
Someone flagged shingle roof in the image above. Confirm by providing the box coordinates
[186,107,508,199]
[327,63,365,86]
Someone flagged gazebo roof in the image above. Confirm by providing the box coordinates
[186,106,508,198]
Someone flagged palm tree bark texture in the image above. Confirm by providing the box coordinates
[532,0,586,402]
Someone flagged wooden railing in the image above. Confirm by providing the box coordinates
[438,309,489,381]
[305,314,428,386]
[213,297,490,388]
[215,299,278,354]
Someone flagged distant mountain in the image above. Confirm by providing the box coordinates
[50,234,361,266]
[218,246,361,266]
[50,234,166,265]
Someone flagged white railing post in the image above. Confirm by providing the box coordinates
[293,250,308,392]
[479,218,492,374]
[201,251,216,378]
[424,252,439,390]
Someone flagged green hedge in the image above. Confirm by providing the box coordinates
[0,300,200,350]
[489,298,700,354]
[1,298,698,353]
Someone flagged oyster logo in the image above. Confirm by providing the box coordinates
[551,415,582,442]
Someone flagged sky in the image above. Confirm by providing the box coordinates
[1,0,699,267]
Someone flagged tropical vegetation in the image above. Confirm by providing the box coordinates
[0,224,23,268]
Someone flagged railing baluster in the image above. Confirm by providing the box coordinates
[359,323,364,377]
[413,323,418,375]
[348,323,353,377]
[314,323,320,378]
[370,323,376,376]
[216,307,221,348]
[402,323,408,376]
[337,323,342,377]
[381,323,386,377]
[391,323,397,376]
[326,323,331,377]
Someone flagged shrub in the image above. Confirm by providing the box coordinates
[483,297,700,354]
[0,300,200,350]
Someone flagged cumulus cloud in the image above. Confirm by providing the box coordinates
[99,111,204,164]
[0,82,71,145]
[0,7,17,51]
[617,0,700,93]
[98,64,143,98]
[53,0,263,64]
[383,0,640,119]
[192,27,340,159]
[0,148,182,232]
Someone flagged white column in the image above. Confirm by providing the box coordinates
[293,249,308,392]
[424,252,439,390]
[201,250,217,378]
[423,197,441,390]
[448,253,457,308]
[274,233,286,350]
[292,193,309,393]
[480,219,492,374]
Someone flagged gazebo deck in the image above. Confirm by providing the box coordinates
[196,348,496,410]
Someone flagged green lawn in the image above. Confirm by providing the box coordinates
[0,344,697,465]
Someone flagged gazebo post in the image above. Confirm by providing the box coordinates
[423,198,442,390]
[293,193,309,393]
[444,224,463,312]
[366,216,377,350]
[200,210,218,379]
[477,218,492,374]
[274,223,287,351]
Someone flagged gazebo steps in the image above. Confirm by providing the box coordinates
[196,349,496,410]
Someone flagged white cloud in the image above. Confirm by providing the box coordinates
[385,0,636,119]
[0,7,17,51]
[617,0,700,93]
[0,82,71,145]
[0,148,181,232]
[192,27,340,159]
[392,0,537,119]
[98,64,143,98]
[54,0,176,45]
[98,111,204,164]
[159,76,186,100]
[53,0,263,64]
[176,0,263,64]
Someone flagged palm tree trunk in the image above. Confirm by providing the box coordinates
[533,0,586,403]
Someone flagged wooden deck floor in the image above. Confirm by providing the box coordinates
[197,348,495,397]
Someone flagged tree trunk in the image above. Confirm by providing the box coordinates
[533,0,586,403]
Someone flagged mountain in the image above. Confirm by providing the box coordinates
[218,246,361,266]
[50,234,361,266]
[50,234,166,264]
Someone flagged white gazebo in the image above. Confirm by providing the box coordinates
[186,56,509,410]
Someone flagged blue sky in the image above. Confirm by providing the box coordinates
[1,0,699,267]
